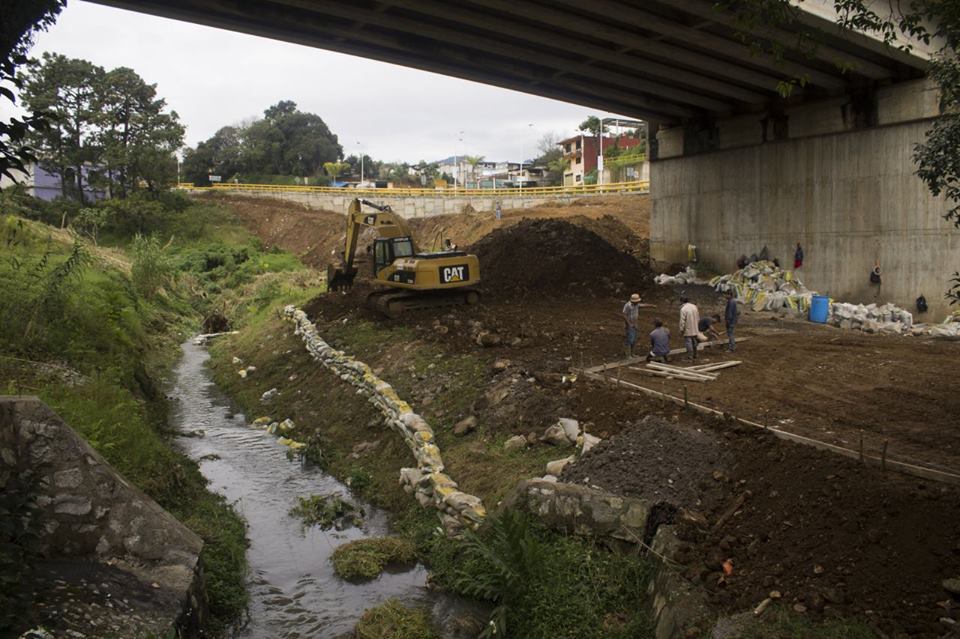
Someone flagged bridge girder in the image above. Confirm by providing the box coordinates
[91,0,929,125]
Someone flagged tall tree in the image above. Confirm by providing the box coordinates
[95,66,185,195]
[0,0,65,183]
[22,55,184,200]
[241,100,343,176]
[181,126,243,185]
[22,53,103,202]
[464,155,485,187]
[578,116,606,137]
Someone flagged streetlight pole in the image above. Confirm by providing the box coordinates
[456,131,464,190]
[519,122,533,198]
[356,141,363,184]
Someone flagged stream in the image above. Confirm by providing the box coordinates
[170,339,476,638]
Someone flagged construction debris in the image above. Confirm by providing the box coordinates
[654,266,699,286]
[710,260,813,314]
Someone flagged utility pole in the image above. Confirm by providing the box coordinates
[519,122,533,198]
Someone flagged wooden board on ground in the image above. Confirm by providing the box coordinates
[667,337,751,356]
[627,366,713,383]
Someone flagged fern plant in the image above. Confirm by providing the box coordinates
[455,510,547,638]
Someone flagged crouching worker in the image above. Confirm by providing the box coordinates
[647,318,671,363]
[698,314,722,341]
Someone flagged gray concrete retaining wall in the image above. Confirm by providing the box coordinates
[0,396,204,636]
[651,118,958,318]
[204,188,647,219]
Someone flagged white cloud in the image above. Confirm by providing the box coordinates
[13,0,634,163]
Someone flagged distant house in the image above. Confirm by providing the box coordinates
[0,162,107,201]
[558,135,643,186]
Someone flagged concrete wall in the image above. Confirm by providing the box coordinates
[201,188,645,219]
[650,80,957,319]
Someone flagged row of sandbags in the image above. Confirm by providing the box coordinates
[283,305,486,534]
[709,260,815,314]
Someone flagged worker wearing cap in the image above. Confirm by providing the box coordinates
[622,293,643,358]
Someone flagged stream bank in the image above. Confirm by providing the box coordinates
[172,339,479,637]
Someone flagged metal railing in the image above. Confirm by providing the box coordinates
[177,179,649,198]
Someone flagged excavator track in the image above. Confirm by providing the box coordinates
[366,288,481,318]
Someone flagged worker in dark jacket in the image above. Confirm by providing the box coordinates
[724,289,739,352]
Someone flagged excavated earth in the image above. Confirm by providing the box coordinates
[564,412,960,638]
[220,193,960,638]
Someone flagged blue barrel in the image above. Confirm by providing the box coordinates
[809,295,829,323]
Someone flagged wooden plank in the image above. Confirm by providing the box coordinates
[646,362,717,380]
[627,367,712,383]
[689,361,742,373]
[583,356,644,374]
[668,337,750,356]
[583,371,960,487]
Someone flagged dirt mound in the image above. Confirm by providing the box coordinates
[208,195,346,268]
[562,415,730,513]
[470,218,651,299]
[568,410,960,637]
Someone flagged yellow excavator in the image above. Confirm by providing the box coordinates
[327,198,481,316]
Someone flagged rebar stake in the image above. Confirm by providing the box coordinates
[881,439,889,472]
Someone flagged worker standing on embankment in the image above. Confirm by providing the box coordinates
[623,293,642,358]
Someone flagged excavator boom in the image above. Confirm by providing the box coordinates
[327,198,481,316]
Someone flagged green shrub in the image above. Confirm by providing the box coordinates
[131,233,175,299]
[332,537,416,581]
[427,510,654,639]
[354,598,438,639]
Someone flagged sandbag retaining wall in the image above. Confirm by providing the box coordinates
[283,305,486,533]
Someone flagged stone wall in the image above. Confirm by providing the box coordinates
[283,306,486,534]
[501,479,712,639]
[202,188,648,219]
[0,396,204,636]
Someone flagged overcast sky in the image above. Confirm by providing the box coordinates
[14,1,634,163]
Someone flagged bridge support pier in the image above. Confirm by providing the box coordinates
[650,78,957,318]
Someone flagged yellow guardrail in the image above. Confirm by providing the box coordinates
[177,180,649,198]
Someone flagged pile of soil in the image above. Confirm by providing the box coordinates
[470,218,652,299]
[562,415,730,513]
[566,410,960,637]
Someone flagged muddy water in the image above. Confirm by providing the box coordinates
[170,340,475,638]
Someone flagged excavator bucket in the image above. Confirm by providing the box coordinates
[327,264,357,291]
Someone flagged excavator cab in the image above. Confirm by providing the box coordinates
[373,237,414,275]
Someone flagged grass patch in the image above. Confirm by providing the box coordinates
[331,537,417,581]
[0,206,288,635]
[424,510,654,639]
[354,598,439,639]
[736,608,878,638]
[290,494,364,530]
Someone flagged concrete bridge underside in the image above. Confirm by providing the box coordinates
[93,0,955,316]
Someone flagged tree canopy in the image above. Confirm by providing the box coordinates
[20,53,184,201]
[181,101,342,185]
[0,0,65,183]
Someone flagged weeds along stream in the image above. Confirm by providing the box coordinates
[170,338,473,637]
